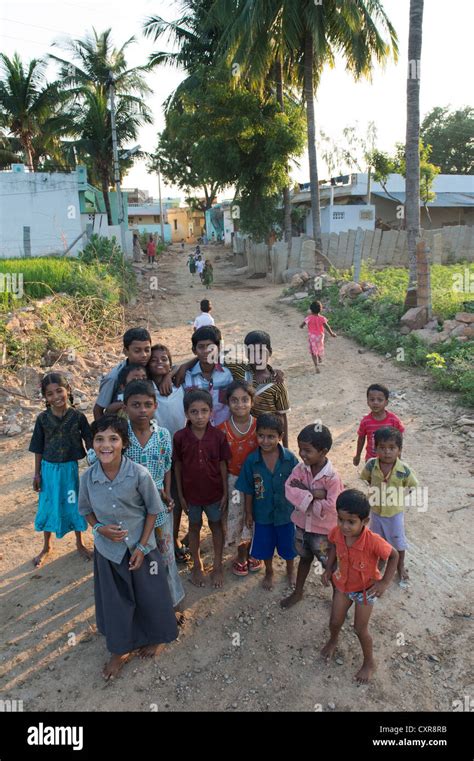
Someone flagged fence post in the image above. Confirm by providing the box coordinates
[353,227,364,283]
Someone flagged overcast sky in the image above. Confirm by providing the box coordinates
[1,0,473,200]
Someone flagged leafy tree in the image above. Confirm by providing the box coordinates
[421,106,474,175]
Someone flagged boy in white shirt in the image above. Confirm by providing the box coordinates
[193,299,215,331]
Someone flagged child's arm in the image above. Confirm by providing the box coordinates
[83,512,128,542]
[324,322,337,338]
[366,548,399,597]
[172,357,199,387]
[162,469,173,511]
[353,434,365,466]
[219,460,228,511]
[104,401,124,415]
[321,544,337,586]
[244,494,254,529]
[129,512,156,571]
[33,453,42,491]
[299,321,306,329]
[174,461,188,514]
[280,412,288,448]
[93,403,105,421]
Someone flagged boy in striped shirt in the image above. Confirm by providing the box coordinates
[353,384,404,465]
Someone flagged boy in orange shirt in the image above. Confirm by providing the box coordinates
[321,489,398,683]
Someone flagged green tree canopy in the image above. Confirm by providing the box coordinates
[421,106,474,175]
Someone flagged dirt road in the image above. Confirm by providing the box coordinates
[1,245,473,712]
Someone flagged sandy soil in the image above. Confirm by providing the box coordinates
[1,244,473,713]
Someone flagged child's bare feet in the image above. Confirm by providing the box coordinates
[398,565,409,581]
[137,644,165,659]
[189,567,206,587]
[286,571,296,589]
[175,610,186,627]
[210,567,224,588]
[262,572,274,590]
[103,653,131,680]
[320,639,338,661]
[280,590,303,609]
[315,366,320,374]
[32,548,52,567]
[354,658,376,684]
[76,544,93,561]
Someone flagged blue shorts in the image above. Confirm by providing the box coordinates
[250,522,296,561]
[347,590,377,606]
[188,501,222,525]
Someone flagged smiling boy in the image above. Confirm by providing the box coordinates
[184,326,233,426]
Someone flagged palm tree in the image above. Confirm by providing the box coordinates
[208,0,398,252]
[0,53,65,170]
[405,0,424,300]
[49,28,153,223]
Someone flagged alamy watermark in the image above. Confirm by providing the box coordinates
[0,273,24,299]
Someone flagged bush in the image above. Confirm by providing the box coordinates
[295,263,474,406]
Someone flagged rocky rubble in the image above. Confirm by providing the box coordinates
[400,307,474,345]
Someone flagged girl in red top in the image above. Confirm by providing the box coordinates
[300,301,337,374]
[147,236,156,265]
[218,381,261,577]
[321,489,398,684]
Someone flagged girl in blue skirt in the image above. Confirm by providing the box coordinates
[29,372,93,567]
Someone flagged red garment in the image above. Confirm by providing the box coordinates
[147,241,156,258]
[173,422,231,505]
[357,411,405,460]
[328,525,392,594]
[304,314,327,336]
[217,417,258,476]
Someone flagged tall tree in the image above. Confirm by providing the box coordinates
[405,0,424,297]
[50,28,153,224]
[0,53,66,170]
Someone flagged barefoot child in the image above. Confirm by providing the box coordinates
[361,427,418,586]
[353,383,404,465]
[146,344,188,563]
[281,424,344,608]
[123,381,185,620]
[93,328,152,420]
[173,390,231,588]
[217,381,262,576]
[29,373,93,567]
[236,413,298,590]
[321,489,398,683]
[78,415,178,680]
[300,301,337,374]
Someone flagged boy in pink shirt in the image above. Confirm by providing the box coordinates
[353,383,405,464]
[280,424,344,609]
[300,301,337,374]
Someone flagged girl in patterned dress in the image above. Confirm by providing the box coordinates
[300,301,337,374]
[29,372,93,567]
[123,379,185,622]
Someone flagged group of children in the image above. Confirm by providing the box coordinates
[29,316,417,683]
[187,247,213,288]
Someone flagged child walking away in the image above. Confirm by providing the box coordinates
[93,328,152,420]
[29,373,93,567]
[353,383,405,465]
[361,427,418,587]
[173,390,231,588]
[321,489,398,683]
[188,253,196,282]
[184,326,233,426]
[193,299,215,331]
[196,256,205,282]
[217,381,261,576]
[202,259,213,289]
[123,381,185,622]
[147,235,156,266]
[105,363,147,416]
[79,415,178,680]
[300,301,337,373]
[281,424,344,608]
[236,413,298,590]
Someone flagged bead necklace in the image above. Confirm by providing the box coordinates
[230,415,253,435]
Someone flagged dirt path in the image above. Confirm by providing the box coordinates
[1,245,473,712]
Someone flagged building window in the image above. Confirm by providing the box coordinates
[174,220,178,231]
[153,215,160,223]
[359,210,374,220]
[333,211,345,220]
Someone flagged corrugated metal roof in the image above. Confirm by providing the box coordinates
[371,191,474,208]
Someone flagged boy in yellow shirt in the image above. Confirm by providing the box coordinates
[360,427,418,586]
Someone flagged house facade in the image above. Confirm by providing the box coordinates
[167,206,206,243]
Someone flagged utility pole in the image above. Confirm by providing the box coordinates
[157,161,165,244]
[107,72,128,258]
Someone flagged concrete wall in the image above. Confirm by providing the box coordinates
[305,204,375,236]
[128,223,172,243]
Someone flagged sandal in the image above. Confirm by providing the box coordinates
[175,546,191,564]
[248,557,263,573]
[232,560,249,577]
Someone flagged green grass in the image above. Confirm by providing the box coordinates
[295,263,474,407]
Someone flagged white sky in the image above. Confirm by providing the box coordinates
[1,0,473,200]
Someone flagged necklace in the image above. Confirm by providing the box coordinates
[230,415,253,435]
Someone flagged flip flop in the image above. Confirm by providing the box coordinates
[175,546,191,563]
